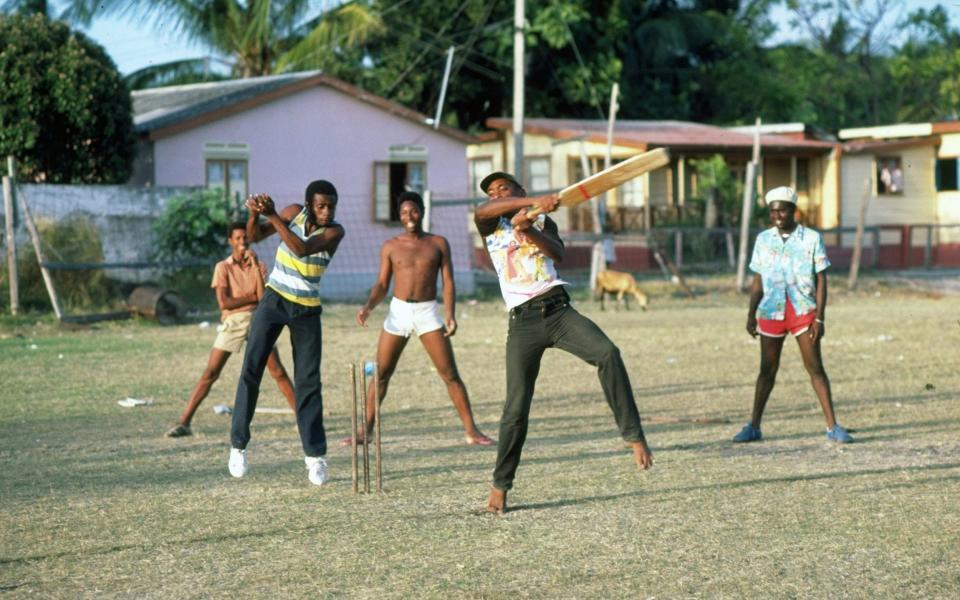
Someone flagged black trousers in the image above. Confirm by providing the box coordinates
[231,288,326,457]
[493,289,645,491]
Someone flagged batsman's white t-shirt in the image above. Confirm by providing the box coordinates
[483,215,567,310]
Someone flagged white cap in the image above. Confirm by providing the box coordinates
[764,186,797,205]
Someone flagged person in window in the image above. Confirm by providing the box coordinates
[733,186,853,445]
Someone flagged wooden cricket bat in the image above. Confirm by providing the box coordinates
[528,147,670,217]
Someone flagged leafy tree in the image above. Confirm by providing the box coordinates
[889,6,960,122]
[346,0,785,131]
[65,0,384,89]
[152,189,238,262]
[0,13,135,183]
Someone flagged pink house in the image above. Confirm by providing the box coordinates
[131,71,477,299]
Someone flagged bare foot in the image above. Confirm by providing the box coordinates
[485,487,507,515]
[338,430,370,447]
[632,440,654,470]
[465,431,495,446]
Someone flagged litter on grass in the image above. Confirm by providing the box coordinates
[118,397,153,408]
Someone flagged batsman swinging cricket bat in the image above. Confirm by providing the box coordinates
[527,147,670,217]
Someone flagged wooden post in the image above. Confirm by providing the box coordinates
[3,156,19,315]
[725,231,736,268]
[735,161,757,291]
[872,227,881,268]
[674,230,683,268]
[19,189,63,320]
[736,118,762,291]
[848,178,872,290]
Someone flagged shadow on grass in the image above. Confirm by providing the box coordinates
[505,461,960,514]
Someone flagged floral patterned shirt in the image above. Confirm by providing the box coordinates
[481,215,567,310]
[749,225,830,320]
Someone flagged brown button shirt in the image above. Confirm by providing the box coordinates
[211,256,267,320]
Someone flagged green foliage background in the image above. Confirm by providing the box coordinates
[0,13,136,183]
[152,189,240,263]
[0,216,118,311]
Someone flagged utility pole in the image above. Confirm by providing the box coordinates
[433,46,455,130]
[736,117,762,291]
[512,0,525,177]
[590,83,620,291]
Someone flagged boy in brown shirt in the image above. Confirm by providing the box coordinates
[165,222,295,437]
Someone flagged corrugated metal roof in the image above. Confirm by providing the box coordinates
[486,118,836,152]
[131,71,475,143]
[132,72,320,130]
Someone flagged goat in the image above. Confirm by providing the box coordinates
[594,270,649,311]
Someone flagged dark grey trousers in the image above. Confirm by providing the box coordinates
[493,290,645,491]
[231,288,326,457]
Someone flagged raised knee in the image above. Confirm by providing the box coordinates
[599,342,621,364]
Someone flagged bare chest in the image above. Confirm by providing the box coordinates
[390,240,442,270]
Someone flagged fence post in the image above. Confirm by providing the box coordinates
[725,231,736,267]
[1,175,15,313]
[3,155,19,315]
[848,178,871,290]
[674,229,683,268]
[735,161,757,291]
[902,225,912,268]
[19,188,64,320]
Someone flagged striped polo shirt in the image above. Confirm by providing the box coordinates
[266,208,334,307]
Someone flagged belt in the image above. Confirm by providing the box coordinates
[510,287,569,316]
[397,296,434,303]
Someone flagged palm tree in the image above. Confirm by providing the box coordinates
[63,0,383,88]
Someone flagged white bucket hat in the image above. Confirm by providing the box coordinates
[764,186,797,206]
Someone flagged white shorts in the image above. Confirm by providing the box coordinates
[383,297,444,338]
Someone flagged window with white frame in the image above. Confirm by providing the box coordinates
[470,157,493,196]
[204,142,249,203]
[524,157,551,193]
[619,176,644,207]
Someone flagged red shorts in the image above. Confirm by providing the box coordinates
[758,298,815,338]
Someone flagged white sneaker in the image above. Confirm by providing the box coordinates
[305,456,328,486]
[228,448,248,478]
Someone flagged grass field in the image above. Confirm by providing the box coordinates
[1,277,958,599]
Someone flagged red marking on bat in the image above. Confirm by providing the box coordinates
[577,184,590,200]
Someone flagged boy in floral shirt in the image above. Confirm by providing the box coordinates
[733,186,853,444]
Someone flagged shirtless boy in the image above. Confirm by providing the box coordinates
[352,191,492,446]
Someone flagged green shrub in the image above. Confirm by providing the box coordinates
[1,216,121,312]
[152,189,242,263]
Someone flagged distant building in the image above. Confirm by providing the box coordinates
[838,122,960,267]
[130,71,478,298]
[471,118,838,231]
